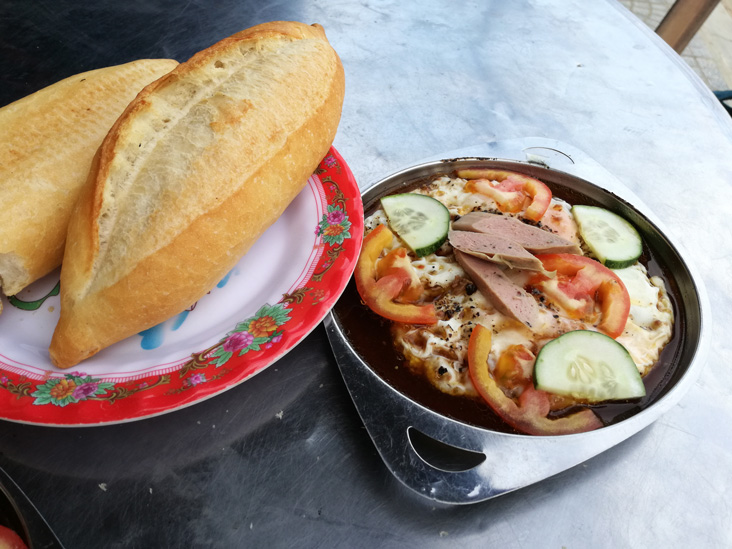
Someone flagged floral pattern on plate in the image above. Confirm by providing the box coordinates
[0,147,362,425]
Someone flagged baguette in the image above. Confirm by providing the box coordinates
[49,21,345,368]
[0,59,179,306]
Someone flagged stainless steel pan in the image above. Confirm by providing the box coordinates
[324,139,710,504]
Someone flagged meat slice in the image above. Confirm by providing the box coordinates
[454,250,538,328]
[449,230,547,272]
[452,212,581,254]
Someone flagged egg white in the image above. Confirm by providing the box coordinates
[368,177,674,396]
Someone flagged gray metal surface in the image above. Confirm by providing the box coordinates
[1,0,731,547]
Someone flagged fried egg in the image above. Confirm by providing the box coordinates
[368,175,674,397]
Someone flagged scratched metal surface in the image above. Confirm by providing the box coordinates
[1,0,731,547]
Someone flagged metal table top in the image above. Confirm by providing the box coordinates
[1,0,731,547]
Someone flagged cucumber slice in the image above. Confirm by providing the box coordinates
[534,330,645,402]
[572,205,642,269]
[380,193,450,257]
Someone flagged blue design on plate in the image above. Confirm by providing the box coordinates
[217,270,233,288]
[139,324,165,350]
[137,270,235,350]
[171,310,189,331]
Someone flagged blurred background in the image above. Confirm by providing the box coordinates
[622,0,732,90]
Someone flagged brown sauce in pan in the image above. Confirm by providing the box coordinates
[333,170,687,435]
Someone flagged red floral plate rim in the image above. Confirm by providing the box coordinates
[0,147,363,426]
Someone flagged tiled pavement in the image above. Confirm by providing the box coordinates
[619,0,732,91]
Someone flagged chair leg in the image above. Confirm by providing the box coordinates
[656,0,721,53]
[714,91,732,116]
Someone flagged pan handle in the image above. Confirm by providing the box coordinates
[363,416,512,504]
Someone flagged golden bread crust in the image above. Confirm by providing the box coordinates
[49,21,345,367]
[0,59,179,297]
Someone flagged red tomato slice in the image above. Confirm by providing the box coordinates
[467,325,602,435]
[376,247,423,302]
[465,179,526,213]
[354,224,437,324]
[533,254,631,339]
[461,169,552,221]
[521,176,553,221]
[0,525,27,549]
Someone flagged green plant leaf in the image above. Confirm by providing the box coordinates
[214,351,233,367]
[32,394,53,405]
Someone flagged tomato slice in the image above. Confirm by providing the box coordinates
[521,176,553,221]
[461,169,552,221]
[354,224,438,324]
[532,254,630,339]
[467,325,603,435]
[376,247,423,302]
[465,179,526,213]
[0,525,27,549]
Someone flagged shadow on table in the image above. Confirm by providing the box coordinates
[0,328,337,480]
[0,324,658,546]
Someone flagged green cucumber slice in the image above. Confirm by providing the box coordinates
[380,193,450,257]
[534,330,645,402]
[572,205,642,269]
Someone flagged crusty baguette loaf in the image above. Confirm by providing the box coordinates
[49,21,345,368]
[0,59,179,305]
